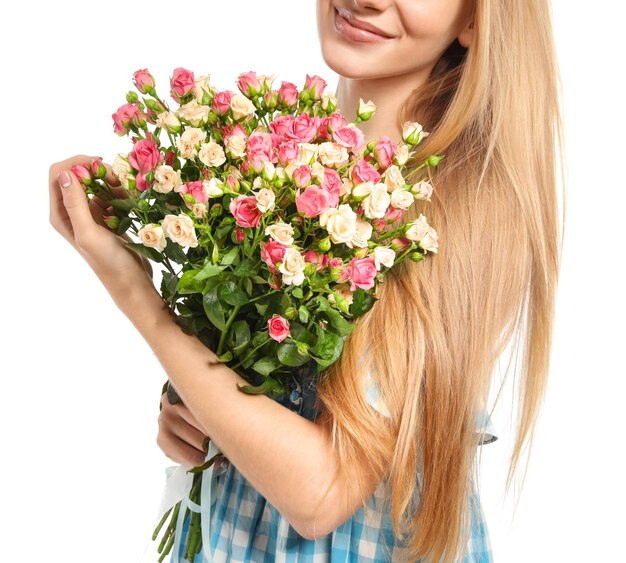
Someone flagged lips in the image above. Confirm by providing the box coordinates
[334,6,394,39]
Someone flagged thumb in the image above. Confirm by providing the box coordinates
[58,169,97,237]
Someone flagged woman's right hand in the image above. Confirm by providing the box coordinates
[157,392,211,467]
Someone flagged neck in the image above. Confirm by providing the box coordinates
[334,69,431,145]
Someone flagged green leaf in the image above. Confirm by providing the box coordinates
[251,356,281,376]
[289,321,316,346]
[216,351,233,362]
[124,242,164,263]
[231,320,251,352]
[291,286,304,299]
[298,305,310,324]
[203,286,226,331]
[351,288,377,317]
[312,296,354,337]
[177,269,205,294]
[195,262,227,281]
[116,216,132,235]
[233,258,258,278]
[220,246,240,266]
[312,329,343,362]
[243,277,253,295]
[161,271,179,301]
[219,280,248,306]
[277,341,310,367]
[163,239,188,264]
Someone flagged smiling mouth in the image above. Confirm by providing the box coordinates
[333,6,394,43]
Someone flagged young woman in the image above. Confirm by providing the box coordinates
[48,0,563,561]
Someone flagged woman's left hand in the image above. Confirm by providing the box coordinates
[49,154,155,303]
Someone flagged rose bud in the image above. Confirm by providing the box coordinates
[126,91,139,103]
[133,68,155,95]
[357,98,376,121]
[90,158,107,179]
[103,215,120,230]
[71,163,92,186]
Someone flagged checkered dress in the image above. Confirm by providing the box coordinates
[167,368,497,563]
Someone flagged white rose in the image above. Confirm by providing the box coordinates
[161,214,199,248]
[156,111,181,132]
[390,188,414,210]
[402,121,427,145]
[154,165,182,194]
[192,203,207,218]
[265,220,294,245]
[257,73,277,90]
[383,165,405,192]
[198,141,227,168]
[275,166,285,180]
[113,154,131,175]
[317,142,349,168]
[358,98,377,119]
[373,246,396,270]
[255,188,276,213]
[278,247,306,286]
[117,171,133,189]
[394,143,410,166]
[320,204,357,244]
[419,229,438,253]
[321,90,337,111]
[252,176,263,190]
[176,100,210,126]
[193,75,212,103]
[348,218,373,249]
[351,181,374,199]
[230,93,256,121]
[137,224,166,252]
[262,160,276,181]
[309,161,325,181]
[180,127,206,147]
[362,183,391,219]
[412,180,434,200]
[203,178,224,198]
[176,140,196,160]
[298,143,318,165]
[226,135,247,159]
[405,214,437,252]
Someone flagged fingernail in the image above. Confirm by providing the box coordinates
[58,170,72,189]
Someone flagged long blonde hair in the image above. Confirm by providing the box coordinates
[315,0,566,560]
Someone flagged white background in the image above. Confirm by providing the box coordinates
[1,1,624,561]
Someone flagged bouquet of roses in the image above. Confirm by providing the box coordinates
[74,67,440,561]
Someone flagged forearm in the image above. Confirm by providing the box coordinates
[117,282,338,537]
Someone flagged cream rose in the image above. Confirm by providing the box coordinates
[348,218,373,249]
[328,283,354,307]
[226,164,243,180]
[402,121,427,145]
[362,183,391,219]
[390,188,414,210]
[192,203,207,218]
[298,143,318,165]
[117,171,134,189]
[176,100,210,126]
[310,161,325,180]
[358,98,376,119]
[255,188,276,213]
[137,224,166,252]
[198,141,227,168]
[351,181,374,199]
[278,247,306,286]
[230,93,256,120]
[412,180,434,200]
[193,75,212,103]
[202,178,224,198]
[265,220,294,245]
[419,229,438,253]
[226,135,247,159]
[317,142,349,168]
[394,143,410,166]
[177,127,206,159]
[340,178,353,198]
[156,111,181,132]
[405,214,439,252]
[373,246,396,270]
[383,165,405,192]
[320,204,357,244]
[113,154,131,175]
[262,160,276,181]
[153,165,182,194]
[161,214,199,248]
[321,90,337,111]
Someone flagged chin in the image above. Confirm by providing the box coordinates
[319,41,382,80]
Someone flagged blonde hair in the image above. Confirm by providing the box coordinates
[315,0,566,560]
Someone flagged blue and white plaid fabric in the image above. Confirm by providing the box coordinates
[166,370,497,562]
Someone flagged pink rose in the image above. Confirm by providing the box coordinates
[212,90,235,115]
[70,163,91,185]
[229,195,262,228]
[237,71,260,96]
[385,207,404,223]
[261,239,288,273]
[247,131,273,160]
[170,67,195,102]
[179,180,207,204]
[329,257,343,268]
[304,250,330,271]
[270,115,294,139]
[286,113,318,143]
[133,68,155,94]
[328,112,347,133]
[278,81,298,107]
[332,126,359,151]
[296,185,333,218]
[136,172,150,192]
[391,237,412,251]
[373,136,397,170]
[277,140,300,165]
[128,139,161,174]
[351,158,381,184]
[234,228,245,243]
[320,168,342,205]
[339,256,378,291]
[268,314,291,342]
[316,117,332,141]
[304,74,327,100]
[292,165,312,188]
[371,218,387,232]
[112,103,141,135]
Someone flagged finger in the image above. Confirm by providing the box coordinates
[158,432,207,467]
[172,403,210,436]
[57,169,99,243]
[163,410,208,452]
